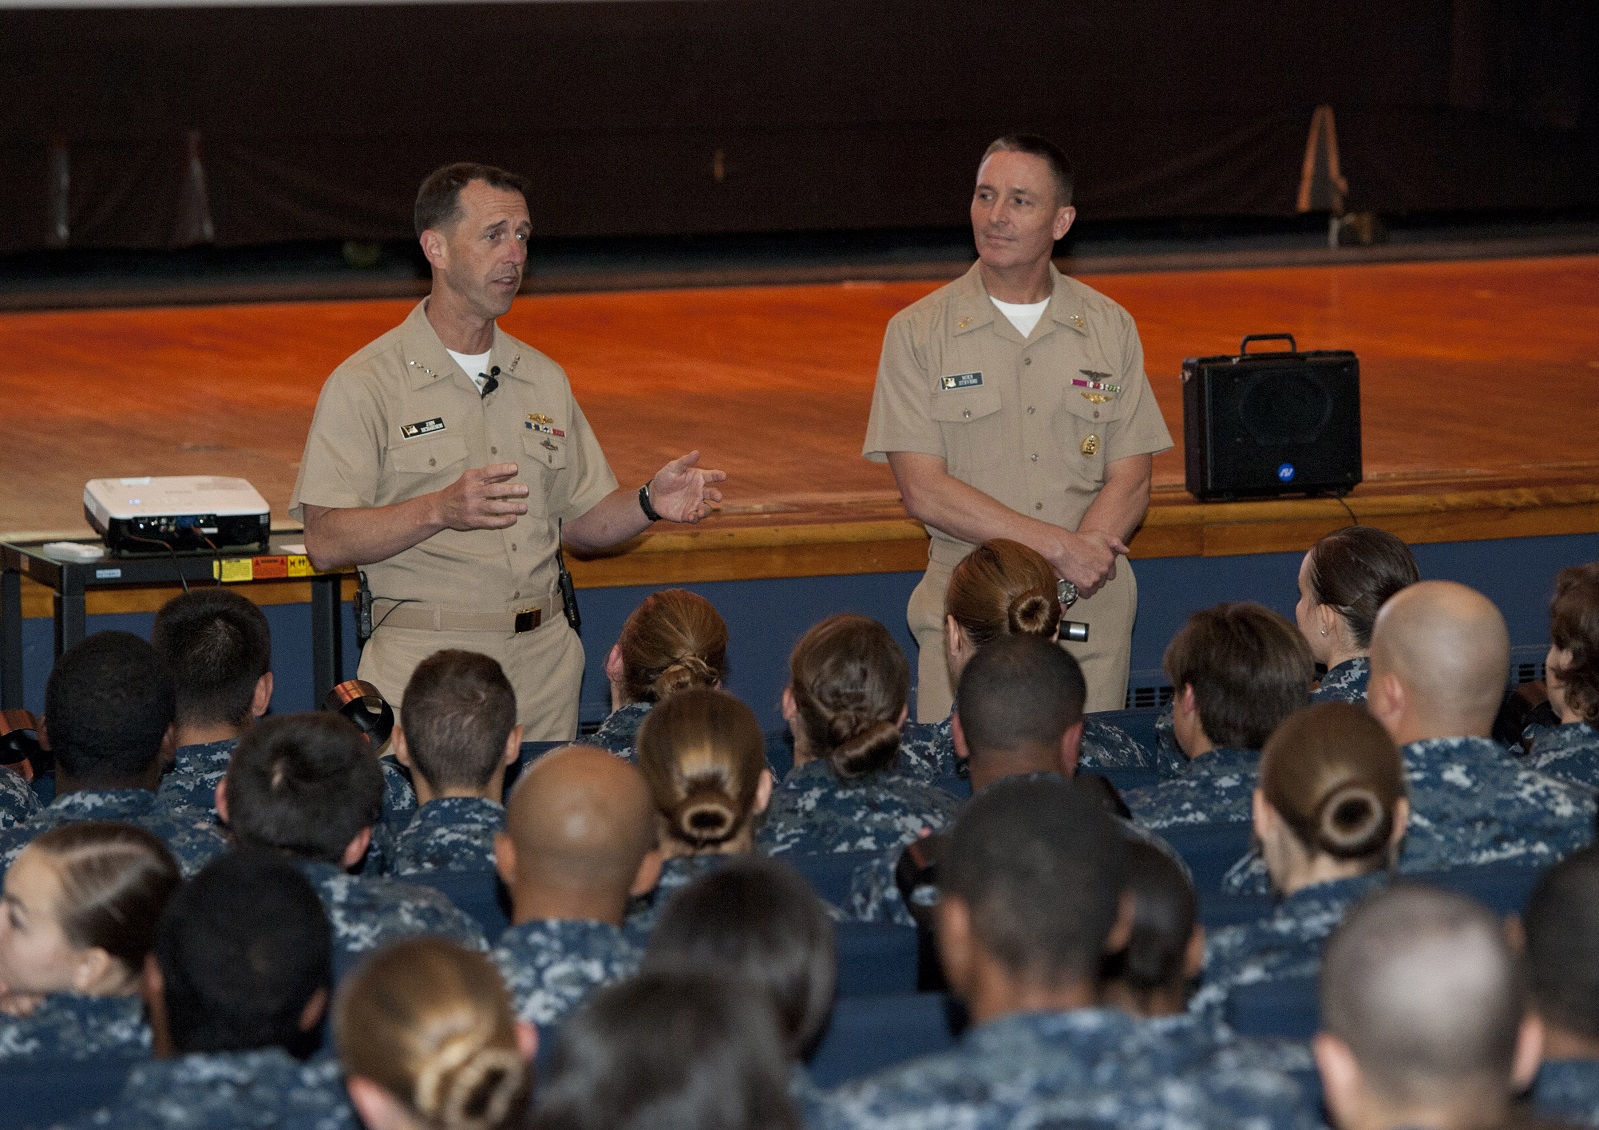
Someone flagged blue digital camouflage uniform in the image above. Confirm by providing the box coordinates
[791,1064,828,1127]
[387,796,504,876]
[0,992,149,1062]
[0,790,227,877]
[1310,657,1369,704]
[623,851,730,941]
[156,738,239,815]
[1221,735,1594,894]
[74,1047,357,1130]
[1122,747,1260,830]
[757,761,961,857]
[0,765,40,830]
[589,701,652,759]
[296,859,488,967]
[815,1007,1313,1130]
[1526,721,1599,789]
[1138,1007,1314,1078]
[492,917,641,1027]
[898,716,1156,784]
[1532,1058,1599,1127]
[1192,871,1389,1015]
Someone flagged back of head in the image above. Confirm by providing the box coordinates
[1163,602,1314,751]
[637,689,765,851]
[1305,527,1421,649]
[1370,581,1511,738]
[1524,844,1599,1042]
[1321,885,1524,1106]
[941,776,1127,986]
[1549,562,1599,726]
[401,650,517,793]
[1101,840,1198,1002]
[336,938,529,1130]
[28,821,181,981]
[788,614,908,780]
[617,590,728,705]
[981,135,1074,206]
[1261,702,1406,866]
[225,712,383,863]
[155,847,332,1055]
[45,631,175,785]
[643,858,836,1060]
[505,745,657,899]
[415,162,529,237]
[531,969,798,1130]
[956,634,1086,759]
[946,539,1061,648]
[151,588,271,731]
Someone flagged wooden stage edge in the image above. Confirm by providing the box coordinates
[10,463,1599,620]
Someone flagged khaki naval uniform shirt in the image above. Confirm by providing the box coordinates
[864,263,1172,717]
[291,301,618,739]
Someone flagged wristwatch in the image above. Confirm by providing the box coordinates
[1057,578,1079,608]
[638,481,663,522]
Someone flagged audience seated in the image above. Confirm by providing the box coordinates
[220,713,487,967]
[387,650,520,876]
[77,848,353,1129]
[1,763,41,830]
[0,632,227,876]
[642,857,837,1119]
[1521,845,1599,1125]
[1526,563,1599,786]
[1364,581,1593,874]
[1123,603,1314,829]
[592,589,727,759]
[1197,703,1406,1013]
[336,937,535,1130]
[0,822,178,1062]
[1296,526,1421,704]
[760,614,959,856]
[629,687,771,935]
[1315,885,1541,1130]
[492,744,659,1027]
[818,777,1310,1130]
[898,538,1150,781]
[530,969,799,1130]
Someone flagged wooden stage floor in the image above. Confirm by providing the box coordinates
[3,254,1598,603]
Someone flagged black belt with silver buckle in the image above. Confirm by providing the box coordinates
[514,608,542,634]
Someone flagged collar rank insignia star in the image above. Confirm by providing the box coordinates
[1069,314,1087,329]
[957,316,972,330]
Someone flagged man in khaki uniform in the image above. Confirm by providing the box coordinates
[864,136,1172,719]
[291,163,724,740]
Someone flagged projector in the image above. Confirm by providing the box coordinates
[85,476,271,557]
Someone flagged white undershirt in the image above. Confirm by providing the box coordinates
[447,349,494,392]
[990,296,1051,337]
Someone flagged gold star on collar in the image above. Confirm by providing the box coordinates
[958,316,972,330]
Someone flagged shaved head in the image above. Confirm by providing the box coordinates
[1369,581,1509,740]
[503,745,657,898]
[1321,885,1525,1106]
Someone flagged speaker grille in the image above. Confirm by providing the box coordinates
[1239,370,1332,445]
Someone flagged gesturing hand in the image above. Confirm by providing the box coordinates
[647,451,728,524]
[435,464,531,531]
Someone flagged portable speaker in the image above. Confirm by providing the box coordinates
[1182,334,1362,500]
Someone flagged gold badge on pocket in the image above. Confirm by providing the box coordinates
[1080,434,1100,457]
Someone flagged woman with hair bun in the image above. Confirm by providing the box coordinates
[629,688,773,935]
[758,614,959,856]
[593,589,729,758]
[900,538,1152,781]
[1526,563,1599,783]
[1295,525,1420,703]
[0,821,179,1061]
[1196,701,1408,1011]
[336,937,535,1130]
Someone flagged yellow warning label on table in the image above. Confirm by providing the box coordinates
[287,555,314,578]
[211,558,254,583]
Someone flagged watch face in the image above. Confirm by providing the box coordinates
[1057,579,1079,608]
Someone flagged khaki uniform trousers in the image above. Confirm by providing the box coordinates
[356,617,584,741]
[909,555,1137,722]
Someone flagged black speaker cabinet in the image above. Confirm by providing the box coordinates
[1182,334,1362,501]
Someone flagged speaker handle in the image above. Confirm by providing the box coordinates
[1239,333,1298,355]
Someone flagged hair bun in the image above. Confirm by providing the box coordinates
[1007,588,1061,638]
[673,784,739,847]
[416,1044,527,1130]
[651,654,718,702]
[831,720,903,781]
[1315,783,1391,859]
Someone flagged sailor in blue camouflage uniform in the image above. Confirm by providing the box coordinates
[493,918,642,1027]
[623,851,729,940]
[296,859,487,962]
[0,993,150,1062]
[0,765,39,829]
[1527,561,1599,789]
[156,738,241,814]
[899,714,1155,783]
[1533,1061,1599,1128]
[1123,745,1263,830]
[1527,720,1599,789]
[388,794,504,876]
[757,758,960,856]
[1520,842,1599,1129]
[0,788,227,877]
[1294,526,1417,703]
[76,1047,355,1130]
[1311,655,1369,703]
[590,700,652,758]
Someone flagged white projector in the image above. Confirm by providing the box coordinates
[84,476,271,557]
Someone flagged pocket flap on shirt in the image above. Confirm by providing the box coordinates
[929,386,1002,423]
[388,436,469,474]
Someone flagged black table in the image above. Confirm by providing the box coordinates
[0,536,350,710]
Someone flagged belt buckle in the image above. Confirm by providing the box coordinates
[514,608,541,634]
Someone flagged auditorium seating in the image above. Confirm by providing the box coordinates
[1157,822,1254,892]
[834,922,920,997]
[1224,976,1321,1041]
[0,1056,141,1130]
[808,992,964,1089]
[407,868,513,938]
[788,849,889,908]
